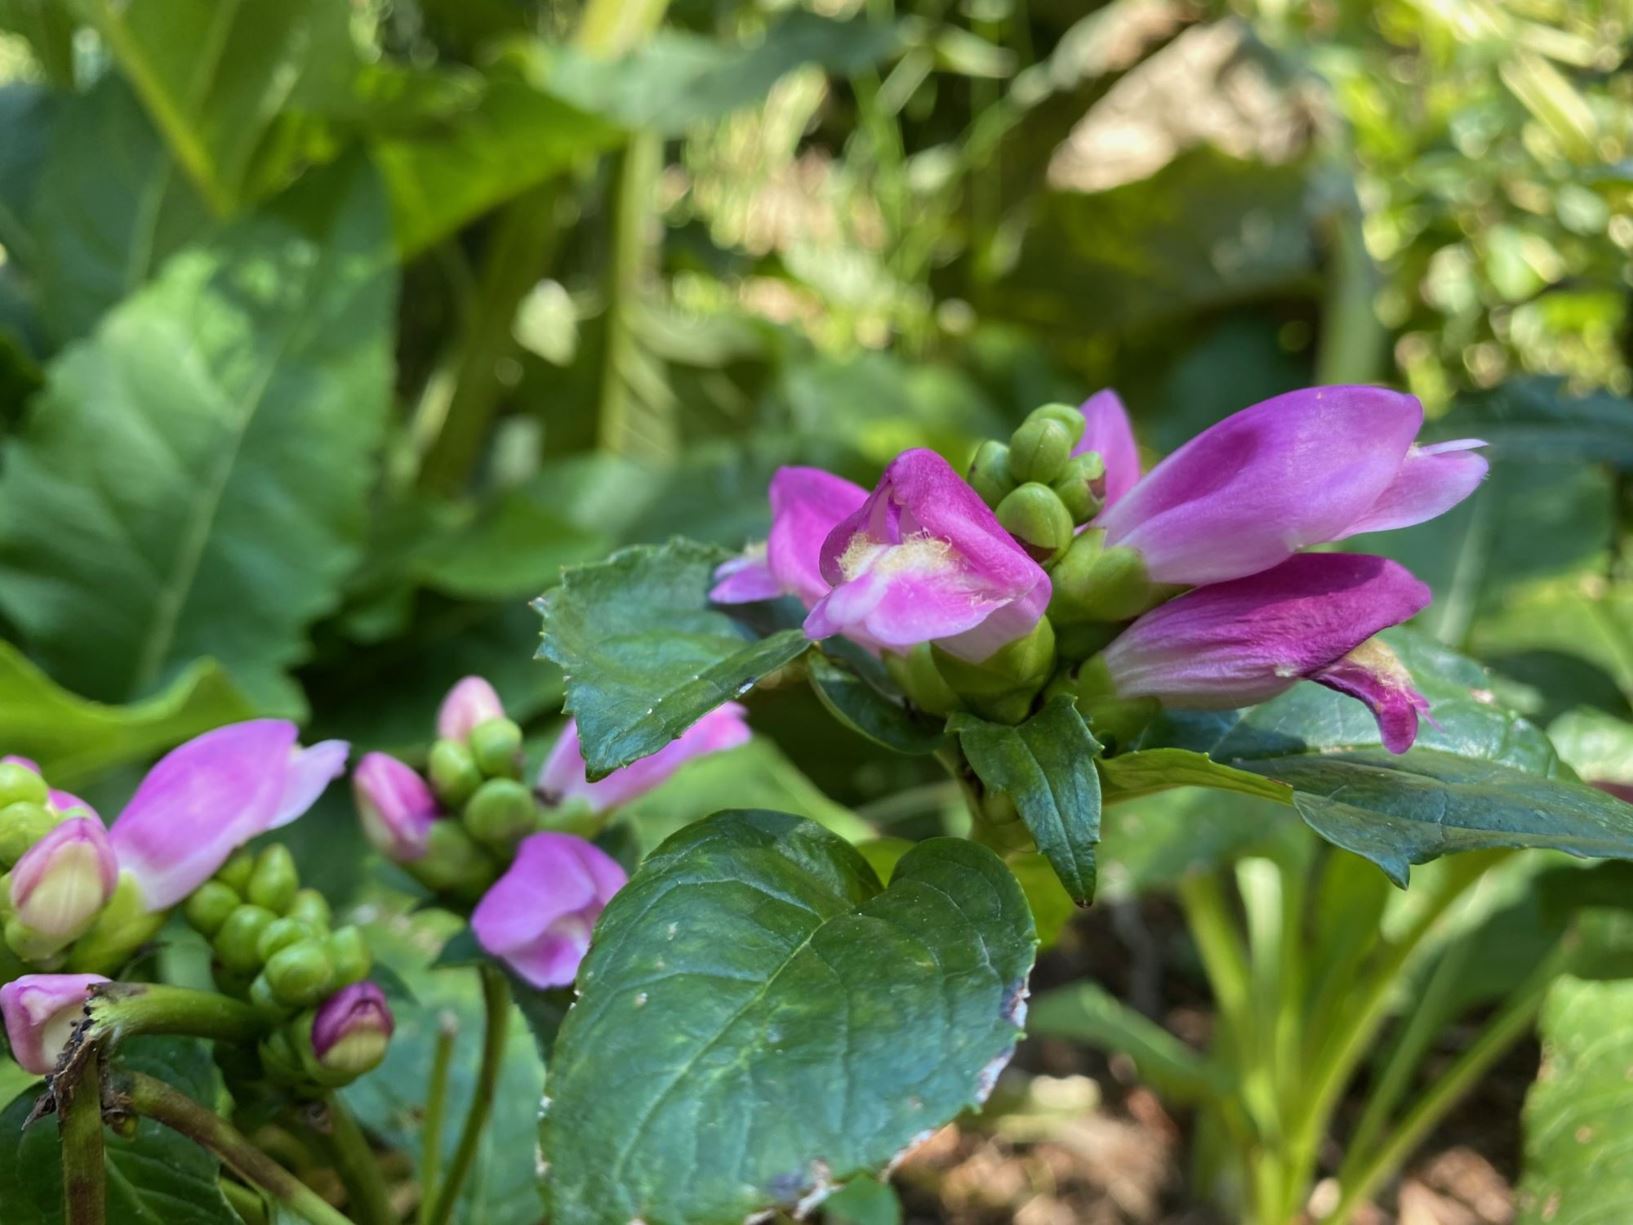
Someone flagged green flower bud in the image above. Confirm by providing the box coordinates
[1073,655,1161,748]
[286,888,331,929]
[409,821,499,903]
[428,740,482,808]
[463,778,537,851]
[883,644,963,718]
[0,802,60,869]
[1051,452,1105,523]
[215,853,255,896]
[469,719,524,779]
[931,618,1057,725]
[183,881,241,938]
[327,926,370,987]
[1008,417,1074,485]
[258,1028,306,1087]
[65,873,165,976]
[246,845,299,914]
[214,904,278,976]
[0,762,49,809]
[966,440,1014,508]
[248,973,295,1021]
[264,938,336,1008]
[1047,529,1173,628]
[256,916,317,963]
[1028,403,1088,447]
[995,483,1075,565]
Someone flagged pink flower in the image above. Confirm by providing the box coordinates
[1097,553,1433,752]
[1095,386,1486,585]
[0,974,107,1075]
[9,819,117,954]
[1075,390,1141,509]
[109,721,349,911]
[471,834,627,988]
[805,449,1052,662]
[538,704,751,812]
[310,982,394,1076]
[710,467,869,607]
[353,753,438,862]
[436,676,505,744]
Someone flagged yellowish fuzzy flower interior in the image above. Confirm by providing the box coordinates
[838,531,954,582]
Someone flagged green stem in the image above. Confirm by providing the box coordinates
[418,1014,458,1225]
[1313,188,1384,386]
[1322,945,1570,1225]
[322,1095,395,1225]
[85,983,267,1047]
[117,1072,351,1225]
[595,133,664,457]
[61,1054,107,1225]
[575,0,670,55]
[219,1178,269,1225]
[424,966,511,1225]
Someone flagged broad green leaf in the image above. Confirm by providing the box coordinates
[0,156,396,713]
[823,1177,903,1225]
[951,697,1102,904]
[0,0,75,86]
[543,810,1036,1225]
[807,650,947,756]
[526,11,900,135]
[0,82,58,268]
[1098,747,1292,805]
[1431,378,1633,470]
[0,639,252,787]
[1547,707,1633,787]
[372,75,621,255]
[32,76,213,343]
[536,539,812,778]
[75,0,352,212]
[1099,789,1304,900]
[1517,975,1633,1224]
[0,1037,238,1224]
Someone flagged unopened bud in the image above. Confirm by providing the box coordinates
[932,618,1057,724]
[409,821,499,903]
[214,904,277,975]
[327,926,370,987]
[995,483,1075,565]
[1073,655,1161,748]
[308,982,394,1083]
[469,719,524,780]
[1051,452,1105,523]
[64,872,164,976]
[6,818,118,960]
[464,778,537,851]
[437,676,505,745]
[966,440,1014,508]
[216,853,255,896]
[0,761,49,810]
[1028,403,1088,447]
[354,753,437,862]
[256,916,318,963]
[1048,529,1165,624]
[249,973,293,1020]
[0,802,60,869]
[246,845,299,914]
[427,740,483,808]
[183,881,241,938]
[883,644,963,718]
[287,888,331,929]
[265,939,335,1008]
[0,974,107,1075]
[1008,417,1074,485]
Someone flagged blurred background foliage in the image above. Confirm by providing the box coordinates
[0,0,1631,1218]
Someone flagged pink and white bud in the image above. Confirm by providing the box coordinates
[472,833,627,988]
[436,677,505,745]
[310,982,394,1077]
[0,974,107,1075]
[9,818,117,949]
[537,704,751,814]
[1075,390,1142,509]
[353,753,439,862]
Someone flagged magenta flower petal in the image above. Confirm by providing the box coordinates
[712,467,869,609]
[353,753,438,861]
[538,704,751,812]
[1337,439,1489,538]
[437,676,505,744]
[1101,553,1432,737]
[1075,390,1142,508]
[1097,386,1424,585]
[1309,641,1433,754]
[471,833,628,988]
[805,449,1051,662]
[0,974,107,1075]
[269,739,349,830]
[9,818,117,944]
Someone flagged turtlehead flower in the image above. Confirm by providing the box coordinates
[109,721,349,911]
[310,982,394,1078]
[710,467,869,607]
[353,753,438,862]
[805,449,1052,662]
[0,974,107,1075]
[8,819,117,956]
[1075,390,1142,509]
[472,833,627,988]
[437,676,505,744]
[1095,553,1433,752]
[538,704,751,813]
[1094,386,1487,586]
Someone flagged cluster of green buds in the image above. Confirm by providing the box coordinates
[428,712,538,855]
[256,981,395,1092]
[968,403,1107,564]
[0,761,117,968]
[184,846,370,1018]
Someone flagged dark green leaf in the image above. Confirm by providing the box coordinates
[951,697,1102,904]
[807,650,947,756]
[1098,748,1292,805]
[822,1176,902,1225]
[536,539,812,778]
[1433,377,1633,469]
[543,810,1036,1225]
[0,81,58,268]
[0,156,396,712]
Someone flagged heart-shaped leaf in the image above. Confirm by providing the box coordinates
[542,810,1037,1224]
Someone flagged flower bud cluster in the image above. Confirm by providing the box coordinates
[0,761,116,967]
[257,981,395,1092]
[184,845,371,1018]
[967,404,1106,564]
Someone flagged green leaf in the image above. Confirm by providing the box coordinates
[536,539,812,778]
[75,0,351,212]
[542,810,1036,1225]
[1098,747,1292,805]
[0,155,396,712]
[807,650,947,756]
[0,639,252,787]
[1517,975,1633,1223]
[373,75,621,256]
[1432,378,1633,470]
[1028,982,1224,1103]
[0,1038,238,1224]
[31,76,213,344]
[822,1176,903,1225]
[527,11,900,135]
[0,81,58,269]
[951,697,1102,904]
